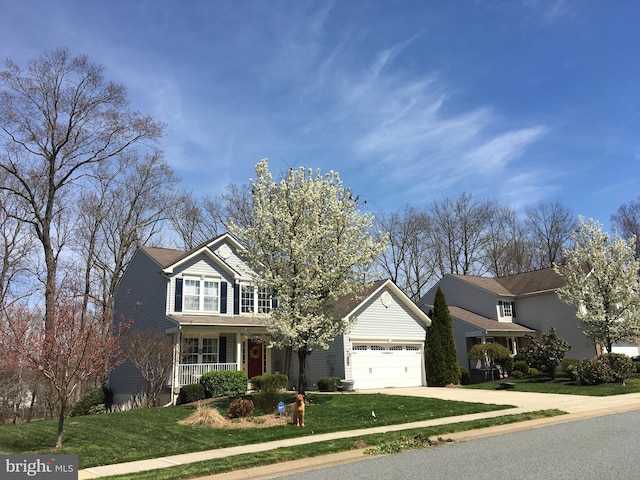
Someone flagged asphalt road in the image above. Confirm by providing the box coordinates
[273,410,640,480]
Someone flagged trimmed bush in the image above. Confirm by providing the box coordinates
[561,358,581,381]
[513,360,530,375]
[228,398,254,418]
[511,370,524,379]
[71,387,113,416]
[578,356,610,385]
[251,373,288,414]
[317,376,341,392]
[251,373,288,392]
[459,366,471,385]
[578,353,635,385]
[528,367,540,376]
[604,353,635,383]
[177,383,205,405]
[200,370,248,398]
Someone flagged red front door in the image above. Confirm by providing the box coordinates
[247,339,263,378]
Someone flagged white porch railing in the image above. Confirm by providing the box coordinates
[177,363,239,387]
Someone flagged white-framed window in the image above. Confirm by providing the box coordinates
[257,287,272,313]
[183,277,220,312]
[498,300,515,318]
[181,337,219,364]
[241,285,254,313]
[240,284,272,314]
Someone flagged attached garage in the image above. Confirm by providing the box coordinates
[351,343,424,389]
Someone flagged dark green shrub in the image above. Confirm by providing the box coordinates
[522,328,571,379]
[228,398,254,418]
[200,370,248,398]
[317,376,341,392]
[250,374,287,414]
[71,387,113,416]
[561,358,581,381]
[511,370,524,379]
[497,355,514,374]
[513,360,530,375]
[578,356,610,385]
[603,353,634,383]
[459,366,471,385]
[177,383,205,405]
[513,353,528,363]
[251,373,288,392]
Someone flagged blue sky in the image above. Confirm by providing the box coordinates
[1,1,637,229]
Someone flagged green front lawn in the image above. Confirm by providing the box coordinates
[0,393,513,469]
[465,374,640,396]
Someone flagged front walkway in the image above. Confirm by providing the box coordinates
[79,387,640,479]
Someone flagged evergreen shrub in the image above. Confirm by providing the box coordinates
[251,373,288,392]
[71,387,113,416]
[177,383,205,405]
[200,370,248,398]
[317,376,342,392]
[459,367,471,385]
[513,360,530,375]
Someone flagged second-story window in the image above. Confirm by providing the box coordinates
[241,284,272,314]
[241,285,254,313]
[183,277,219,312]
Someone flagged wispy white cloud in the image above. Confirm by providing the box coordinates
[500,171,561,211]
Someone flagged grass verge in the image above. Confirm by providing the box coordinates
[465,375,640,396]
[0,393,513,468]
[98,409,565,480]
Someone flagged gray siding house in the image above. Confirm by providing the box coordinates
[417,268,630,373]
[110,233,431,405]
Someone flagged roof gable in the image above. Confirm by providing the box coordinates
[334,279,431,326]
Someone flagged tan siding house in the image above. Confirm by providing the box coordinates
[417,267,622,374]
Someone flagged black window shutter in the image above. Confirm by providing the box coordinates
[175,278,183,312]
[233,283,240,315]
[511,302,516,318]
[219,336,227,363]
[498,300,504,316]
[220,282,228,314]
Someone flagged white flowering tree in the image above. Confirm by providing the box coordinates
[554,217,640,354]
[229,159,387,392]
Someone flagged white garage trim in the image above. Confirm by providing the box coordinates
[350,342,424,389]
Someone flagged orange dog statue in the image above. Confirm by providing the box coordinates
[293,393,305,427]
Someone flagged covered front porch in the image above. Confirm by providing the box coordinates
[168,321,273,400]
[466,331,533,380]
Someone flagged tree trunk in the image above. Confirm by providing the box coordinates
[56,398,67,448]
[296,348,310,394]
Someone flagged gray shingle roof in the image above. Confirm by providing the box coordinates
[448,306,534,334]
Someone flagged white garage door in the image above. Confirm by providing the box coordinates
[351,344,423,389]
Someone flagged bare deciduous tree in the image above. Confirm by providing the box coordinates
[524,200,576,268]
[0,48,164,331]
[428,192,497,276]
[376,205,435,302]
[611,197,640,258]
[124,330,175,408]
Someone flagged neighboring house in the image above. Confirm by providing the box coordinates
[417,267,637,374]
[110,233,431,405]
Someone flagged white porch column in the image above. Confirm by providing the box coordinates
[171,329,181,404]
[236,332,242,372]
